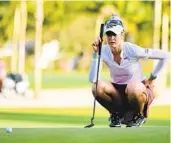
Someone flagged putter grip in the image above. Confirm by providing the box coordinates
[98,24,104,56]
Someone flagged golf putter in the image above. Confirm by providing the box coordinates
[84,23,104,128]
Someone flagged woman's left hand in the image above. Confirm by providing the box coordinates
[144,78,155,89]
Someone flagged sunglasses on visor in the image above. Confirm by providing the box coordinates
[105,20,123,28]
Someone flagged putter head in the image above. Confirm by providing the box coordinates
[84,123,94,128]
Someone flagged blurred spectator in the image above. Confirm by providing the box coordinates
[38,40,60,69]
[3,72,29,95]
[0,59,6,92]
[71,51,84,70]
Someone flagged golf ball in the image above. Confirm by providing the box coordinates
[5,128,12,133]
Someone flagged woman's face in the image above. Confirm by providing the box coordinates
[106,31,124,53]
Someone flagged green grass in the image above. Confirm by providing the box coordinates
[0,106,170,143]
[28,71,91,89]
[0,127,170,143]
[0,106,170,126]
[28,71,171,89]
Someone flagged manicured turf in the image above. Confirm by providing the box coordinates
[0,127,170,143]
[28,71,92,89]
[28,71,170,89]
[0,106,170,143]
[0,106,170,127]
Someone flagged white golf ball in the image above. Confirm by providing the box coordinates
[5,128,12,133]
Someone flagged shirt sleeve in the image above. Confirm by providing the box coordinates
[88,46,105,83]
[88,57,103,83]
[129,43,169,77]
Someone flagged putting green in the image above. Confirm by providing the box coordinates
[0,127,170,143]
[0,106,170,143]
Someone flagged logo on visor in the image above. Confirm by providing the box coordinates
[105,20,123,28]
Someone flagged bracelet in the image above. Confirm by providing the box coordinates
[92,53,98,59]
[150,73,157,80]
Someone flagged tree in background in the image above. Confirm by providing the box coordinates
[0,1,170,72]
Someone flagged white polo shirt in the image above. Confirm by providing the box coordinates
[89,42,169,84]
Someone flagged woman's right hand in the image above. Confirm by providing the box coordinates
[91,37,102,54]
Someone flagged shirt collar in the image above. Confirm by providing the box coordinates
[108,44,124,58]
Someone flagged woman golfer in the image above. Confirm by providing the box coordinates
[89,14,169,127]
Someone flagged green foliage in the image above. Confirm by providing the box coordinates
[0,1,157,47]
[0,1,170,71]
[59,14,96,53]
[0,1,17,44]
[27,2,36,34]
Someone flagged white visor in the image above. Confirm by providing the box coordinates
[104,25,123,35]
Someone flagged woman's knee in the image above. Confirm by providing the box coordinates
[91,80,106,97]
[125,81,147,103]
